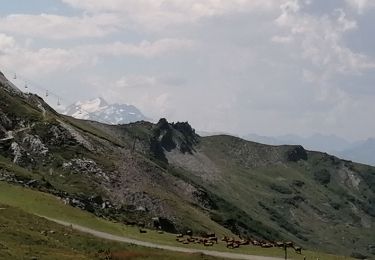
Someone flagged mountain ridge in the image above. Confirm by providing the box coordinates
[0,72,374,258]
[62,97,148,125]
[244,133,375,166]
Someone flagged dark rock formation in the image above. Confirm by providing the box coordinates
[287,145,308,162]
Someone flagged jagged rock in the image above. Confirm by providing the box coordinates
[287,145,308,162]
[10,142,22,164]
[62,158,109,180]
[150,118,200,161]
[192,189,217,210]
[22,134,48,155]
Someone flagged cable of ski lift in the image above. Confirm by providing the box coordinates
[2,67,113,125]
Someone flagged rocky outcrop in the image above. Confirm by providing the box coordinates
[150,118,200,162]
[63,158,109,180]
[287,145,308,162]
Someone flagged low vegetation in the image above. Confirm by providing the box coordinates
[0,203,221,260]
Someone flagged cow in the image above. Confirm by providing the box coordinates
[204,241,214,247]
[294,246,302,254]
[209,237,218,244]
[261,243,273,248]
[238,239,250,245]
[252,240,261,246]
[285,241,294,247]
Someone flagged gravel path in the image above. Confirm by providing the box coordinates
[44,217,283,260]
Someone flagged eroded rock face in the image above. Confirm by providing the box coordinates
[10,142,22,164]
[63,158,109,180]
[150,118,200,161]
[57,120,94,151]
[287,145,308,162]
[0,109,12,136]
[22,134,48,156]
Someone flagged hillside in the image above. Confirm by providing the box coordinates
[0,203,222,260]
[244,133,375,167]
[0,71,374,258]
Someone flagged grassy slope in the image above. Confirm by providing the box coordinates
[0,204,222,260]
[0,82,370,258]
[0,181,351,260]
[190,135,375,257]
[0,88,233,235]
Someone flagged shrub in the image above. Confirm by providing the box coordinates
[269,183,293,194]
[313,169,331,185]
[350,252,368,259]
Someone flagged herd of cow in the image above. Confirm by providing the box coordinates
[174,231,303,254]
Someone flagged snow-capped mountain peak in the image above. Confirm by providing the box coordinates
[63,97,147,125]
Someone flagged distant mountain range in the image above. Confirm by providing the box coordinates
[243,133,375,166]
[62,97,148,125]
[338,138,375,166]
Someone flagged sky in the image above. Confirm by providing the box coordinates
[0,0,374,141]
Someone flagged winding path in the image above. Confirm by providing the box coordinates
[44,217,283,260]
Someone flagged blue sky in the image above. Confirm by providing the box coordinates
[0,0,374,141]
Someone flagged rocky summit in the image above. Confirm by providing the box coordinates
[62,97,147,125]
[0,72,374,258]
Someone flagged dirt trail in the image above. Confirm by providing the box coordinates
[44,217,283,260]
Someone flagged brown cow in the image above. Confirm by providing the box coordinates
[204,241,214,246]
[252,240,261,246]
[239,239,250,245]
[294,246,302,254]
[261,243,273,248]
[206,232,216,238]
[285,241,294,247]
[209,237,218,244]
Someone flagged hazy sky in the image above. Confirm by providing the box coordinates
[0,0,374,140]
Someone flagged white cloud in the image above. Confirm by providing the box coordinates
[0,13,120,39]
[114,75,157,89]
[62,0,282,14]
[0,45,91,76]
[271,35,293,44]
[1,0,375,140]
[346,0,375,14]
[275,3,374,76]
[0,33,15,50]
[61,0,283,30]
[0,36,193,77]
[80,38,195,58]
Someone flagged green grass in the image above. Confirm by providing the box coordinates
[186,136,375,258]
[0,181,352,260]
[0,204,221,260]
